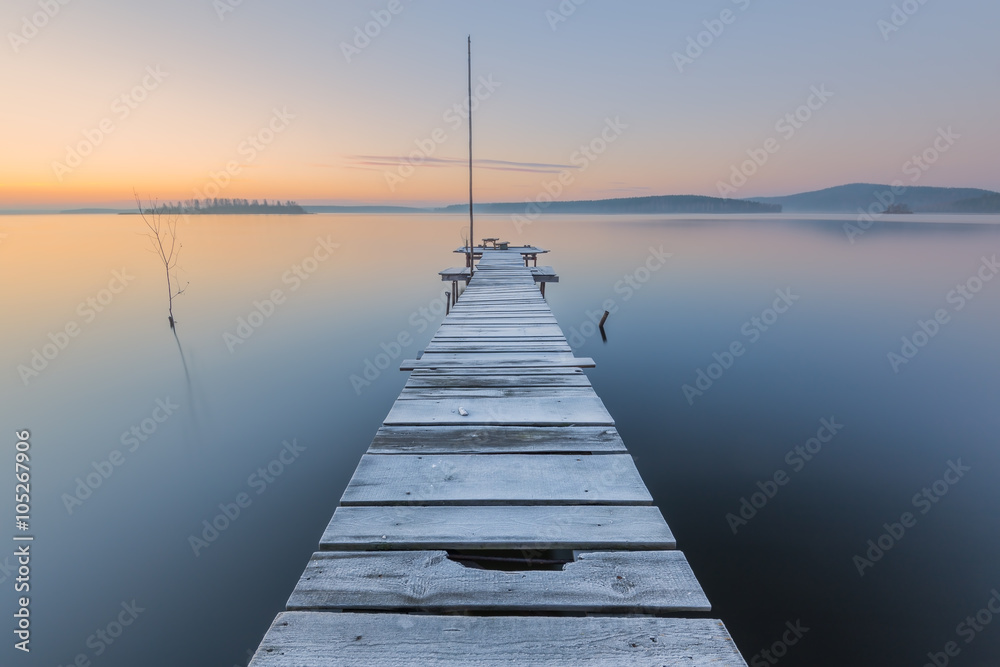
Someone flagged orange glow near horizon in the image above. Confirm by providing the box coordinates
[2,2,998,209]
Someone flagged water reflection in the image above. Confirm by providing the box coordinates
[1,213,998,666]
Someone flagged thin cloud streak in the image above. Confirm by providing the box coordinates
[343,155,578,174]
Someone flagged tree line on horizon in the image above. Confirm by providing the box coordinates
[147,198,308,215]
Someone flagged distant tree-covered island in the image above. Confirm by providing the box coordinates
[136,198,309,215]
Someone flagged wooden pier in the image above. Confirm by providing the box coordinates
[249,247,746,666]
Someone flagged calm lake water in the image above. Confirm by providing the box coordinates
[2,212,999,666]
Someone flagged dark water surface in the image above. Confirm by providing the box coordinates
[2,213,999,666]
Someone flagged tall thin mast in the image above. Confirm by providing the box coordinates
[467,35,474,279]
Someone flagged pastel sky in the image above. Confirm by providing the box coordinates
[1,0,997,208]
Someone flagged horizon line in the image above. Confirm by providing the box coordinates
[2,181,998,214]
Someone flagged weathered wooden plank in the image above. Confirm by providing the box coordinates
[444,312,556,317]
[457,295,541,299]
[415,351,575,359]
[425,339,570,346]
[449,307,548,312]
[450,310,553,316]
[445,308,553,313]
[451,308,551,313]
[458,294,539,297]
[438,321,560,327]
[430,336,567,342]
[434,326,565,336]
[340,454,649,506]
[432,339,565,344]
[445,309,552,313]
[249,613,746,667]
[321,505,675,550]
[424,336,573,354]
[436,320,559,326]
[427,338,567,344]
[367,426,625,454]
[454,296,544,300]
[400,356,595,371]
[423,344,574,353]
[440,320,560,326]
[397,387,598,400]
[434,330,560,336]
[408,367,585,375]
[287,550,709,613]
[453,301,546,306]
[403,373,591,388]
[442,317,558,322]
[452,304,546,309]
[458,289,543,293]
[383,395,613,426]
[434,329,563,336]
[448,302,547,306]
[435,326,561,331]
[456,294,545,299]
[455,296,545,301]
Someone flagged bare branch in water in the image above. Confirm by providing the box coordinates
[134,189,188,328]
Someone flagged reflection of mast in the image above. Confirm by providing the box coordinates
[467,35,474,279]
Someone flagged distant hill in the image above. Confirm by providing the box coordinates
[753,183,998,213]
[441,195,781,215]
[926,192,1000,213]
[304,205,431,213]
